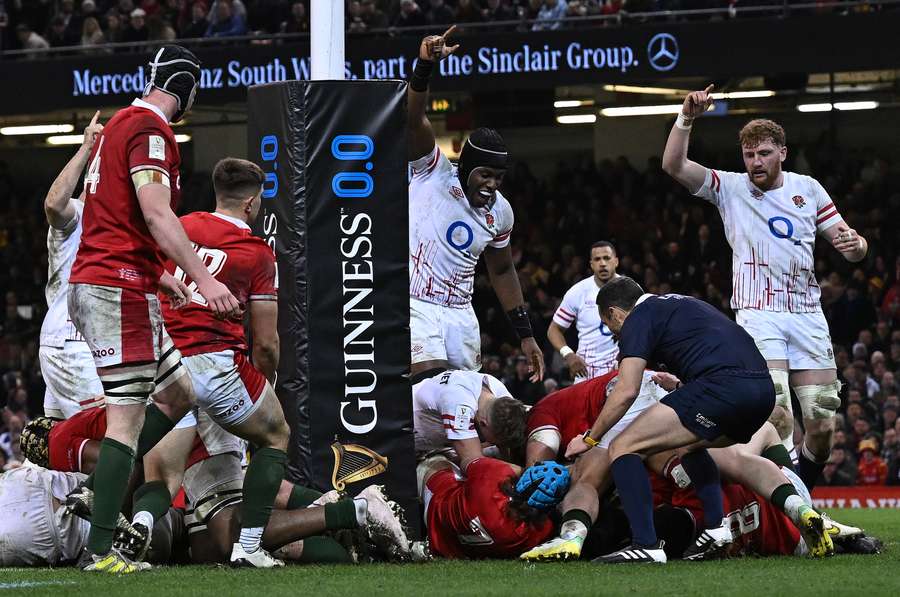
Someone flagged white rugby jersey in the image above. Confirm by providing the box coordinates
[695,170,843,313]
[40,199,85,347]
[552,275,618,378]
[412,370,512,454]
[409,145,514,308]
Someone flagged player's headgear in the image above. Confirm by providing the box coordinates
[457,127,508,188]
[143,45,201,122]
[514,461,570,510]
[20,416,54,469]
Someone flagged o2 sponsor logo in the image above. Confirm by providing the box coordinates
[446,220,474,251]
[331,134,374,198]
[768,216,802,246]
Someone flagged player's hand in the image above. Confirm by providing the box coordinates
[832,225,862,254]
[197,278,242,320]
[681,84,714,119]
[82,110,103,150]
[419,25,459,62]
[158,272,192,310]
[521,337,545,382]
[564,353,588,379]
[651,371,682,392]
[565,434,590,459]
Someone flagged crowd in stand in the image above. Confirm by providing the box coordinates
[1,135,898,484]
[2,0,891,53]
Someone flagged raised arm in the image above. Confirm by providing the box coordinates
[407,26,458,161]
[44,111,103,229]
[661,85,715,194]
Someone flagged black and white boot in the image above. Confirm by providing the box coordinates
[592,540,667,564]
[682,519,733,561]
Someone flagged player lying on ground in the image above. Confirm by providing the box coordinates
[414,369,528,470]
[20,407,410,565]
[406,26,543,382]
[417,455,565,559]
[0,465,179,569]
[663,86,868,490]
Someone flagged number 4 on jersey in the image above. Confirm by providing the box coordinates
[172,244,228,307]
[84,137,104,195]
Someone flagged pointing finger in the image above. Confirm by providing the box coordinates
[703,84,714,94]
[89,110,100,126]
[442,25,457,40]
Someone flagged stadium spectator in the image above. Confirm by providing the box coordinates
[857,438,888,485]
[122,7,150,43]
[103,10,125,44]
[532,0,567,29]
[394,0,426,28]
[483,0,520,21]
[80,16,107,53]
[206,0,247,36]
[281,1,310,33]
[819,447,856,485]
[361,0,389,28]
[147,13,177,40]
[504,355,546,406]
[14,23,49,53]
[347,1,367,32]
[425,0,455,25]
[182,1,211,38]
[456,0,486,22]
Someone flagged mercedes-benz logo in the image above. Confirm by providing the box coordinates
[647,33,679,72]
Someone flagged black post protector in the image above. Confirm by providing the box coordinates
[248,81,418,535]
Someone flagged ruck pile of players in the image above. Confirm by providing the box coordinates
[0,30,883,573]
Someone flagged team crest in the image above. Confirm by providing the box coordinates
[450,186,465,200]
[792,195,806,208]
[485,213,495,227]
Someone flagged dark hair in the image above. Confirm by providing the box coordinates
[489,396,528,449]
[212,158,265,203]
[500,477,549,526]
[596,276,644,315]
[590,240,617,257]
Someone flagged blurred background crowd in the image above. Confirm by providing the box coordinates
[1,0,892,54]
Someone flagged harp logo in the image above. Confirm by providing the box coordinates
[331,440,389,491]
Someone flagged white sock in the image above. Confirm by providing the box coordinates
[353,497,368,526]
[783,494,808,525]
[132,510,154,531]
[560,519,588,543]
[239,527,265,553]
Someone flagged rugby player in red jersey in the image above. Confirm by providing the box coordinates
[67,45,240,574]
[419,455,555,559]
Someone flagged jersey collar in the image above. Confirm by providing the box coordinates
[635,293,653,306]
[132,98,170,125]
[212,211,251,230]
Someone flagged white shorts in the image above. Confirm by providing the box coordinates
[735,309,836,371]
[182,350,269,427]
[410,298,481,371]
[597,375,667,449]
[183,452,244,533]
[40,343,104,419]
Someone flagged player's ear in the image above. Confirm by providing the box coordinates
[780,145,787,162]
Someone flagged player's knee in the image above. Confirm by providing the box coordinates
[794,381,841,421]
[768,369,791,410]
[767,405,793,441]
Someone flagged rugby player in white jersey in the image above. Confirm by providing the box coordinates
[406,26,544,383]
[547,241,620,381]
[662,85,868,489]
[39,112,106,419]
[413,369,528,471]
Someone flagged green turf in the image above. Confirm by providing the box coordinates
[2,509,897,596]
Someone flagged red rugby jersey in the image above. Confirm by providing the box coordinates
[48,407,107,473]
[526,371,616,458]
[162,211,277,357]
[71,99,181,293]
[427,458,554,559]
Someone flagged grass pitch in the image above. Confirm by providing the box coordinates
[2,508,897,596]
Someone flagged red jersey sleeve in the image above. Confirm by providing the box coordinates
[249,244,277,301]
[126,116,179,185]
